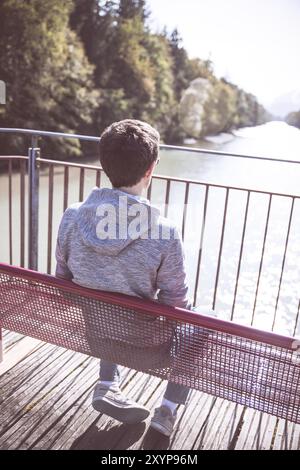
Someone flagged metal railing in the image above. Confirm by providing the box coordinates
[0,128,300,336]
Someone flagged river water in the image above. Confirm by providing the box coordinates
[157,121,300,195]
[156,122,300,335]
[1,121,300,335]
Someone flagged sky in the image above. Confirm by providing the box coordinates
[147,0,300,108]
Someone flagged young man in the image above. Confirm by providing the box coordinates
[55,119,191,437]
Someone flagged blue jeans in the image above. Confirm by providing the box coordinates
[98,308,216,405]
[99,360,190,405]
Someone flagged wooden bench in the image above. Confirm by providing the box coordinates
[0,262,299,424]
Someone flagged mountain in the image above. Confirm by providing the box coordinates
[267,90,300,118]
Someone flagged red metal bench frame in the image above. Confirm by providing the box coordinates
[0,262,299,424]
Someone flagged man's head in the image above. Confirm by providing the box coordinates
[99,119,160,189]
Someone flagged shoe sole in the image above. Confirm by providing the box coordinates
[150,420,172,437]
[92,398,150,424]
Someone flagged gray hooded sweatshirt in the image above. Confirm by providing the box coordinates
[55,187,190,309]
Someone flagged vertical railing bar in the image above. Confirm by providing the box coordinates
[251,194,273,326]
[96,169,101,187]
[63,166,69,211]
[147,181,152,201]
[212,188,230,310]
[20,160,25,267]
[28,136,40,270]
[231,191,251,320]
[193,185,209,307]
[8,159,13,264]
[293,299,300,337]
[164,179,171,218]
[47,165,54,274]
[79,167,85,202]
[182,182,190,242]
[272,197,295,331]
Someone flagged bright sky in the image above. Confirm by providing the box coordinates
[147,0,300,107]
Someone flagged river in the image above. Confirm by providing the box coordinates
[1,121,300,334]
[156,121,300,195]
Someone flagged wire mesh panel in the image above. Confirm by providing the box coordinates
[0,268,175,371]
[0,263,299,424]
[168,328,300,422]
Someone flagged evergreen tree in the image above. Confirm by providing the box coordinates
[168,28,190,101]
[70,0,119,88]
[118,0,149,21]
[168,28,214,101]
[143,33,175,136]
[71,0,173,133]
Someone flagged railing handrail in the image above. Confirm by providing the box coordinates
[1,127,300,165]
[0,127,100,142]
[1,154,299,199]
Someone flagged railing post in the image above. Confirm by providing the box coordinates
[28,136,40,270]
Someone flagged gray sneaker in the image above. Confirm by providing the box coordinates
[150,406,177,436]
[92,383,149,424]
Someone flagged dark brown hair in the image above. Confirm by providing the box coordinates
[99,119,160,188]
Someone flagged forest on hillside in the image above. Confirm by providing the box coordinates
[286,110,300,129]
[0,0,269,159]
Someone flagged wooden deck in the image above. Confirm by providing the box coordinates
[0,330,299,450]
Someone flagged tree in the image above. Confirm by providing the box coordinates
[168,28,215,102]
[0,0,98,157]
[168,28,190,101]
[142,34,175,135]
[0,0,270,155]
[71,0,173,134]
[286,110,300,129]
[70,0,119,89]
[118,0,149,21]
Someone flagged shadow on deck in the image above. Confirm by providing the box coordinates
[0,330,299,450]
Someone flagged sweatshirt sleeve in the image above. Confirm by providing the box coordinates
[55,211,73,280]
[55,238,73,280]
[156,229,191,309]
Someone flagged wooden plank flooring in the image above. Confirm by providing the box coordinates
[0,330,299,450]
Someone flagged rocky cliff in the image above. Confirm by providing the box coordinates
[179,77,270,138]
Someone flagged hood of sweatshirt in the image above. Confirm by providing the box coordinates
[75,187,161,256]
